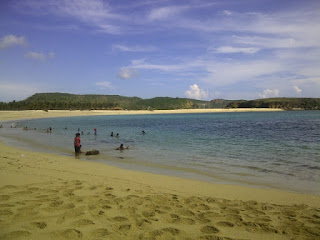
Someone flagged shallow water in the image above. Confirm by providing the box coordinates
[1,111,319,194]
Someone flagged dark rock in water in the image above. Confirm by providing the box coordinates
[85,150,100,155]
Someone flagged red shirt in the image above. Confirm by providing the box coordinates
[74,136,81,147]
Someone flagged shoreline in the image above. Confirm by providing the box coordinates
[0,108,283,122]
[0,141,318,207]
[1,109,319,240]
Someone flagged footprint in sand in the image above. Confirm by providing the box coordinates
[90,228,109,237]
[73,219,94,227]
[49,199,64,207]
[119,224,131,230]
[61,229,83,238]
[101,204,112,210]
[180,217,196,225]
[113,216,128,222]
[0,209,13,216]
[217,221,235,227]
[176,209,195,217]
[200,225,220,234]
[2,231,31,239]
[32,221,47,229]
[142,211,155,218]
[141,227,181,239]
[0,195,10,201]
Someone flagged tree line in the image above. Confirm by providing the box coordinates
[1,93,319,110]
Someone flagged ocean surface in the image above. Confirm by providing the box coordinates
[1,111,319,194]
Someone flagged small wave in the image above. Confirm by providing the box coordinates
[297,164,320,171]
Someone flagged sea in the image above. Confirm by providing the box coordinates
[1,111,319,195]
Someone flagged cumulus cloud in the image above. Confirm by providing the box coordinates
[96,81,112,89]
[117,67,139,79]
[258,89,280,98]
[185,84,208,100]
[0,35,27,49]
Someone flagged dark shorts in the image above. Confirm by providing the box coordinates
[75,146,81,153]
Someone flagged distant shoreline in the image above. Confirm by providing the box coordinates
[0,108,284,121]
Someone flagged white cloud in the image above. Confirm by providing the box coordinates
[49,52,55,59]
[96,81,112,89]
[112,44,156,52]
[130,59,185,72]
[185,84,208,100]
[24,51,55,61]
[293,85,302,94]
[233,35,302,49]
[148,6,184,21]
[223,10,232,16]
[24,51,46,61]
[0,35,27,49]
[117,68,139,79]
[13,0,124,34]
[201,60,283,87]
[258,89,279,98]
[213,46,260,54]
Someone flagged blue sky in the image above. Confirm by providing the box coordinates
[0,0,319,102]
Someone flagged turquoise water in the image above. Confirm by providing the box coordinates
[1,111,319,194]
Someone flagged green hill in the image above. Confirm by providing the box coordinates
[0,93,231,110]
[1,93,318,110]
[226,98,320,110]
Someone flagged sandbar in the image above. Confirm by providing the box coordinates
[0,108,283,121]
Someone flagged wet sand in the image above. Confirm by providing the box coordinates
[0,110,319,240]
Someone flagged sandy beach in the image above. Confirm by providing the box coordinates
[0,108,283,121]
[0,110,319,240]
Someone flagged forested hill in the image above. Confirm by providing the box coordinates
[226,98,320,110]
[0,93,319,110]
[0,93,232,110]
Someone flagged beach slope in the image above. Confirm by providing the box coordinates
[0,141,319,240]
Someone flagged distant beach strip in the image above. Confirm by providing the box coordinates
[0,108,284,121]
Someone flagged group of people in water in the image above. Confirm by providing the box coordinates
[74,129,146,155]
[23,126,53,133]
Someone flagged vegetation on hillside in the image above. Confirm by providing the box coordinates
[226,98,320,110]
[0,93,232,110]
[0,93,319,110]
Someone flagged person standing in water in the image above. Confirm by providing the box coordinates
[116,144,129,150]
[74,133,81,155]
